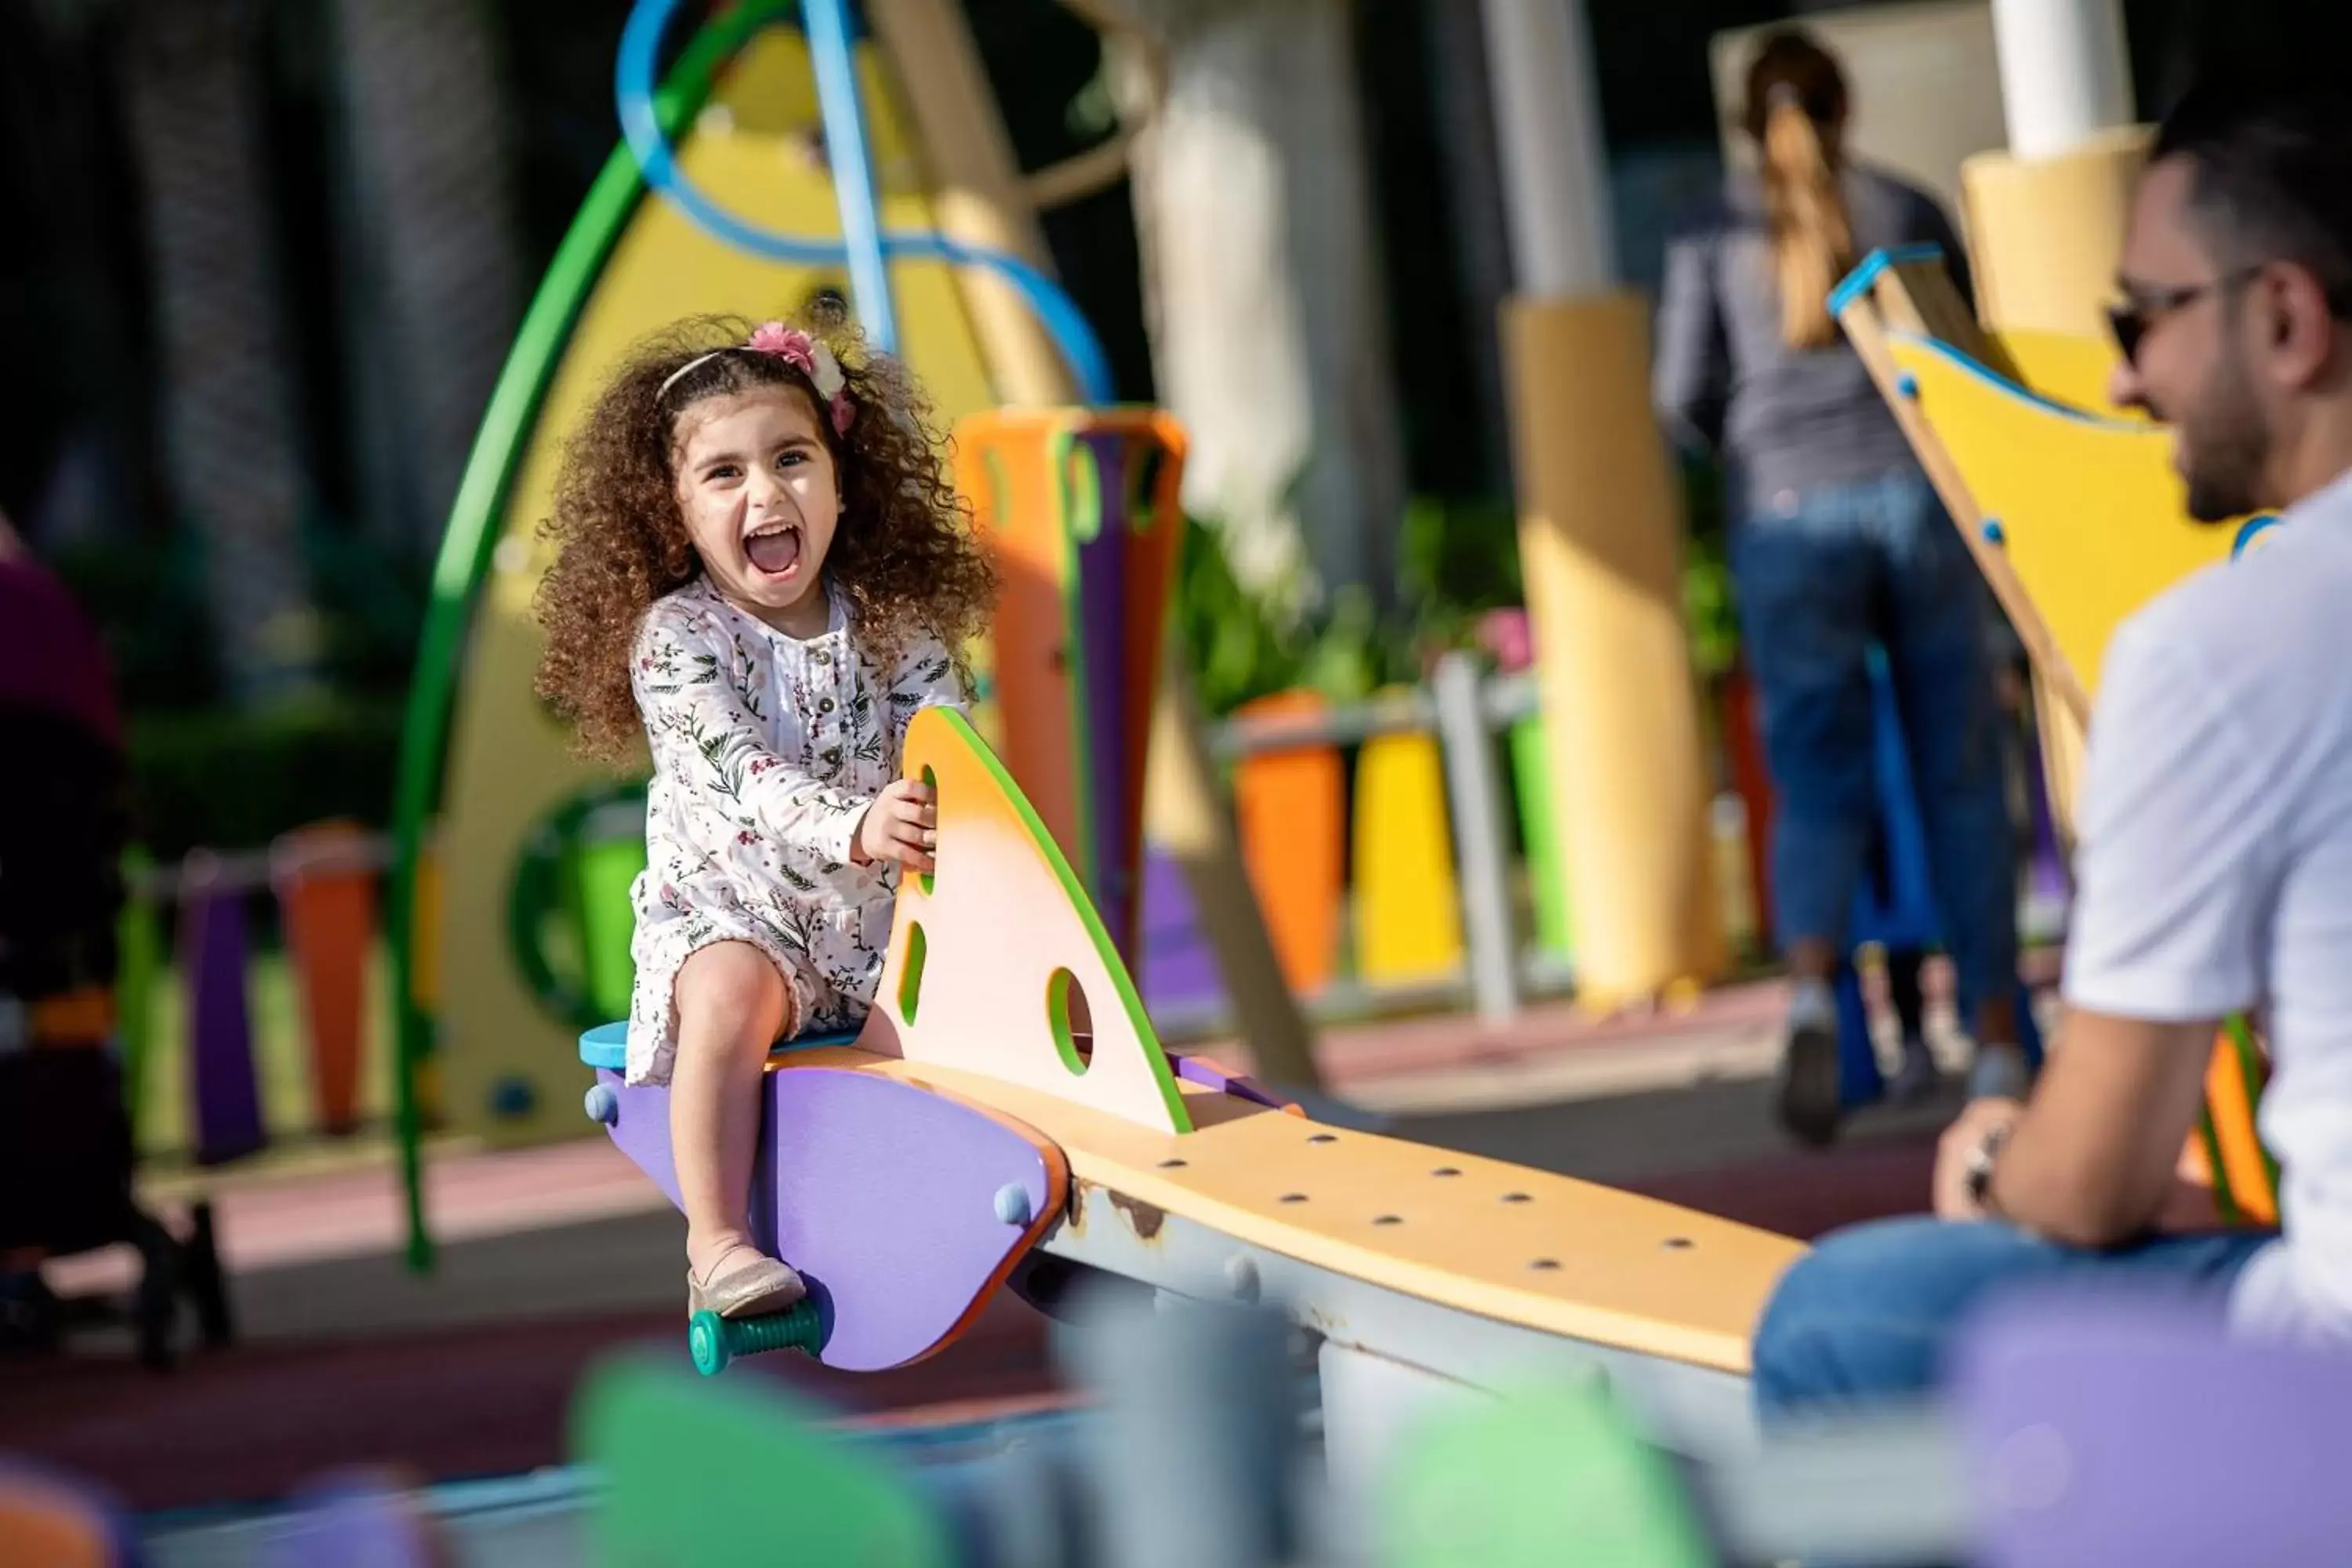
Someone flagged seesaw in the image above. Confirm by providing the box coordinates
[579,706,1802,1474]
[1835,245,2280,1224]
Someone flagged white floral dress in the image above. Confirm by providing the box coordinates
[623,576,966,1086]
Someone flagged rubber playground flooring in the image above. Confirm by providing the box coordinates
[5,975,2066,1515]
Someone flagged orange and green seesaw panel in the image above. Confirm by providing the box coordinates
[953,411,1087,880]
[855,706,1193,1134]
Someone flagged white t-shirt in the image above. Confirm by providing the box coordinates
[2061,466,2352,1343]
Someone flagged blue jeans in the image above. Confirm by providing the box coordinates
[1753,1215,2277,1425]
[1731,470,2018,1020]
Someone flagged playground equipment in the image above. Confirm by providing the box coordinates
[383,0,1329,1279]
[952,407,1187,962]
[1835,245,2278,1220]
[583,707,1802,1493]
[389,2,1004,1185]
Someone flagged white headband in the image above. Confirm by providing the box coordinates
[656,322,856,435]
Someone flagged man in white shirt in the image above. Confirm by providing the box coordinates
[1752,81,2352,1420]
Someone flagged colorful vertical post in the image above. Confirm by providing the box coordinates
[182,851,265,1166]
[114,847,162,1146]
[272,822,379,1138]
[953,409,1185,963]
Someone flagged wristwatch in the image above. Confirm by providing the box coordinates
[1963,1122,2013,1212]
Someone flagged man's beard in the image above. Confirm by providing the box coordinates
[2176,347,2273,524]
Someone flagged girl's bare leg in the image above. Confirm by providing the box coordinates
[669,941,791,1283]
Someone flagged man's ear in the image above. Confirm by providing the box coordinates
[2272,263,2340,387]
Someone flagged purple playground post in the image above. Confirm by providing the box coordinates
[183,852,266,1166]
[1073,430,1135,960]
[262,1475,441,1568]
[1139,844,1226,1018]
[2020,719,2073,913]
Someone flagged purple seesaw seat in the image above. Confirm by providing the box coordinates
[579,1023,1063,1372]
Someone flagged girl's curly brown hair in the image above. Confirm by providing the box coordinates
[532,310,997,763]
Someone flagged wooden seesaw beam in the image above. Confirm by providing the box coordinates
[586,707,1802,1470]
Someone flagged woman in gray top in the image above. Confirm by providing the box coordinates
[1654,29,2024,1142]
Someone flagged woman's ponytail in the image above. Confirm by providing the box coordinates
[1744,34,1855,351]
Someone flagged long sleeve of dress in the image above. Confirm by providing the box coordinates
[885,633,971,765]
[632,601,868,869]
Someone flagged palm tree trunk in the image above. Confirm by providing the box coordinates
[1116,0,1406,621]
[328,0,523,554]
[118,0,318,702]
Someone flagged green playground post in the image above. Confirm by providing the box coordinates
[114,847,162,1148]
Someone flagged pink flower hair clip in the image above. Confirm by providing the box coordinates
[746,321,856,436]
[655,323,858,436]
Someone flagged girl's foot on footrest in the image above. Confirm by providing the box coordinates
[687,1244,806,1319]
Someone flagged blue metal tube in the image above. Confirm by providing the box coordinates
[615,0,1116,402]
[799,0,901,354]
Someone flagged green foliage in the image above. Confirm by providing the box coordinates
[45,528,222,711]
[1171,515,1410,716]
[45,507,427,858]
[1173,488,1734,717]
[1682,532,1739,682]
[302,514,432,695]
[1675,453,1742,681]
[125,697,406,860]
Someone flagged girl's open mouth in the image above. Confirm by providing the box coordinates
[745,522,802,578]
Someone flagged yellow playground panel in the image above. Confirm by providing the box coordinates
[1352,714,1466,988]
[434,27,1001,1145]
[1836,246,2279,1224]
[1835,249,2252,727]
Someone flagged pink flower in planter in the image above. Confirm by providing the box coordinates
[1477,608,1534,673]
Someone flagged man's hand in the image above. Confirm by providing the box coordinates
[1934,1097,2024,1221]
[854,777,937,875]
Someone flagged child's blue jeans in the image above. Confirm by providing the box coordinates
[1730,469,2019,1022]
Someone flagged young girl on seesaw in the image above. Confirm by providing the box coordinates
[533,311,996,1320]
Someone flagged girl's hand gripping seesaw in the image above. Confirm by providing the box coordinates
[854,776,937,875]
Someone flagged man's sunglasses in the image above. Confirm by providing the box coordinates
[2104,267,2263,367]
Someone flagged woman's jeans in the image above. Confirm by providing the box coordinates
[1730,470,2018,1023]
